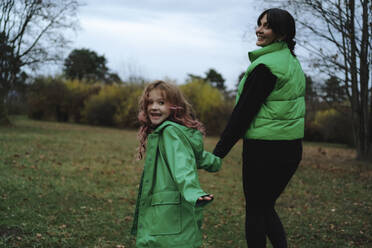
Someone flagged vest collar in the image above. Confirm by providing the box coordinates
[248,41,287,62]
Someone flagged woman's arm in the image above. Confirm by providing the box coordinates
[213,64,277,158]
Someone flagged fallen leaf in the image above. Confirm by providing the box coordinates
[124,216,133,222]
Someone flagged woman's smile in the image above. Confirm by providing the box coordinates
[256,14,278,47]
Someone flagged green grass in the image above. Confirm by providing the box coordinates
[0,116,371,247]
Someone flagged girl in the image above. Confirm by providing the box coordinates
[131,80,221,248]
[213,8,306,248]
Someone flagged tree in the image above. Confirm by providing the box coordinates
[264,0,371,161]
[105,72,122,85]
[321,75,348,105]
[305,75,321,118]
[205,68,226,91]
[0,0,80,124]
[233,71,246,91]
[0,31,22,124]
[63,48,121,84]
[186,73,204,83]
[186,69,226,91]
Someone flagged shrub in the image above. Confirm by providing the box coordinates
[180,79,233,135]
[6,91,28,115]
[27,76,236,134]
[27,77,69,121]
[312,108,354,146]
[114,83,144,128]
[82,85,122,126]
[64,79,101,122]
[304,120,324,142]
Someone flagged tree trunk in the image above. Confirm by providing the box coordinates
[0,93,11,126]
[347,0,360,158]
[268,0,372,161]
[356,0,371,161]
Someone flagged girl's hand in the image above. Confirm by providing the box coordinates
[196,194,214,204]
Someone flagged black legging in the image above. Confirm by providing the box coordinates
[242,139,302,248]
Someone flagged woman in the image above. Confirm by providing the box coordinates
[213,8,305,248]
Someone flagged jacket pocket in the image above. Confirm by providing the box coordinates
[150,191,181,236]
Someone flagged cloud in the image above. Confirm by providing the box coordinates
[70,1,261,88]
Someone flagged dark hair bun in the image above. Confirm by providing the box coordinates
[286,39,296,52]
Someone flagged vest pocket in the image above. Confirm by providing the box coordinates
[150,191,181,235]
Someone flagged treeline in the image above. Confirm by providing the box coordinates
[21,73,354,146]
[8,47,355,145]
[304,75,354,146]
[25,76,232,136]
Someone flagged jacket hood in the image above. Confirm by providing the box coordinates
[153,121,203,153]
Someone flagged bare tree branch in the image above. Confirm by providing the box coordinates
[0,0,81,123]
[262,0,372,160]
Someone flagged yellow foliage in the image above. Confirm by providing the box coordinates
[313,108,338,127]
[180,79,224,121]
[65,79,95,93]
[179,79,231,134]
[114,85,143,128]
[82,83,144,127]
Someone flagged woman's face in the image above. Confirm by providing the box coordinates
[256,14,278,47]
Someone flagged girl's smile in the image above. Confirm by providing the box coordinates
[147,89,171,126]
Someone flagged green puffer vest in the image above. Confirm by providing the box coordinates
[237,41,306,140]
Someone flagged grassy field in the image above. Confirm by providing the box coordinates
[0,116,371,248]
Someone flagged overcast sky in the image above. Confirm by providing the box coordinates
[62,1,298,89]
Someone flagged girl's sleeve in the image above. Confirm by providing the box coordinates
[212,64,277,158]
[197,150,221,172]
[161,126,209,207]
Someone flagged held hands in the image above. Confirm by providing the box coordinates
[196,194,214,206]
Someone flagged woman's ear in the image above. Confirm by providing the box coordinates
[280,34,287,41]
[276,34,286,42]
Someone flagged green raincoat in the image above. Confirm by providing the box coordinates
[132,121,221,248]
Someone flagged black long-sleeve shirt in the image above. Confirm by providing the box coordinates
[213,64,277,158]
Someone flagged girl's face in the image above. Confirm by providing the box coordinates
[147,88,171,126]
[256,14,278,47]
